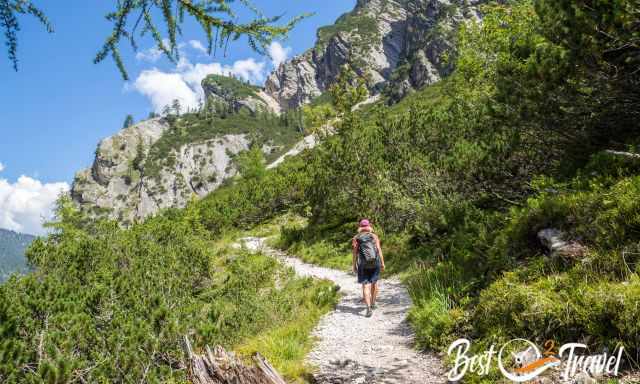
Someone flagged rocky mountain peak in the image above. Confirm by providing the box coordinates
[265,0,485,109]
[72,116,254,224]
[71,0,485,223]
[202,74,281,115]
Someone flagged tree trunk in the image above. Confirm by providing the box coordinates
[183,336,287,384]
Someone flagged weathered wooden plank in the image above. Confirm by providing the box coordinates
[183,336,287,384]
[254,352,287,384]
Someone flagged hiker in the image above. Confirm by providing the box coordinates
[352,219,385,317]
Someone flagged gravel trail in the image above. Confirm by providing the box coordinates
[240,237,445,384]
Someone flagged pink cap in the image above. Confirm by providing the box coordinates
[359,219,370,227]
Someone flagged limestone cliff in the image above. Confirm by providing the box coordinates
[265,0,485,108]
[202,74,281,114]
[71,0,484,222]
[71,66,318,223]
[71,118,252,224]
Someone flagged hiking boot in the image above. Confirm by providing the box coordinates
[371,303,377,310]
[365,307,373,317]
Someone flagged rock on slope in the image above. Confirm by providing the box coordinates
[71,0,484,222]
[202,74,281,114]
[71,118,251,224]
[265,0,485,109]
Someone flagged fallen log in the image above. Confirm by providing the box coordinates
[183,336,287,384]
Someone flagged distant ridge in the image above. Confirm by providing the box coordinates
[0,228,35,282]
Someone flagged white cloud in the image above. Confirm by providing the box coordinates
[0,162,4,172]
[136,47,163,63]
[229,58,266,83]
[268,41,291,68]
[189,40,208,55]
[131,40,291,113]
[0,174,69,236]
[132,56,267,113]
[136,39,188,63]
[134,70,202,114]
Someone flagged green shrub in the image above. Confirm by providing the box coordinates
[234,146,267,181]
[198,156,312,235]
[202,74,260,99]
[144,109,304,180]
[0,198,336,383]
[276,218,353,270]
[409,287,465,351]
[473,272,640,357]
[404,173,640,355]
[495,175,640,266]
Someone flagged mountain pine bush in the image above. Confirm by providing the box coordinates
[0,196,337,382]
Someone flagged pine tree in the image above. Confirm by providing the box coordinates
[94,0,311,80]
[329,65,368,117]
[171,99,182,116]
[296,108,304,133]
[1,0,53,71]
[123,114,134,128]
[162,104,172,117]
[4,1,309,77]
[132,137,145,172]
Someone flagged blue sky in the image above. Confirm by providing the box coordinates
[0,0,355,234]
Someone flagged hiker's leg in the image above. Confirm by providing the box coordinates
[371,281,378,304]
[362,283,372,307]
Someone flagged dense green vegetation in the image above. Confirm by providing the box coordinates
[179,2,629,378]
[271,0,640,379]
[202,74,261,100]
[144,107,305,181]
[0,197,337,382]
[0,229,34,283]
[3,0,639,382]
[198,156,311,235]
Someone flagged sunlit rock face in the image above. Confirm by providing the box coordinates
[71,118,250,224]
[265,0,486,109]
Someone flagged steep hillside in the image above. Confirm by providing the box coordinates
[71,75,306,223]
[265,0,485,109]
[0,229,35,282]
[4,0,640,382]
[191,0,640,380]
[0,203,339,382]
[258,1,640,381]
[71,0,484,221]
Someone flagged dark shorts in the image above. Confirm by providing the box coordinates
[357,264,380,284]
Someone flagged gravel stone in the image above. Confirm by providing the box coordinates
[241,237,445,384]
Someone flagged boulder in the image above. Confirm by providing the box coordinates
[537,228,587,259]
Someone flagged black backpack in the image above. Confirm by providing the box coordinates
[356,233,379,269]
